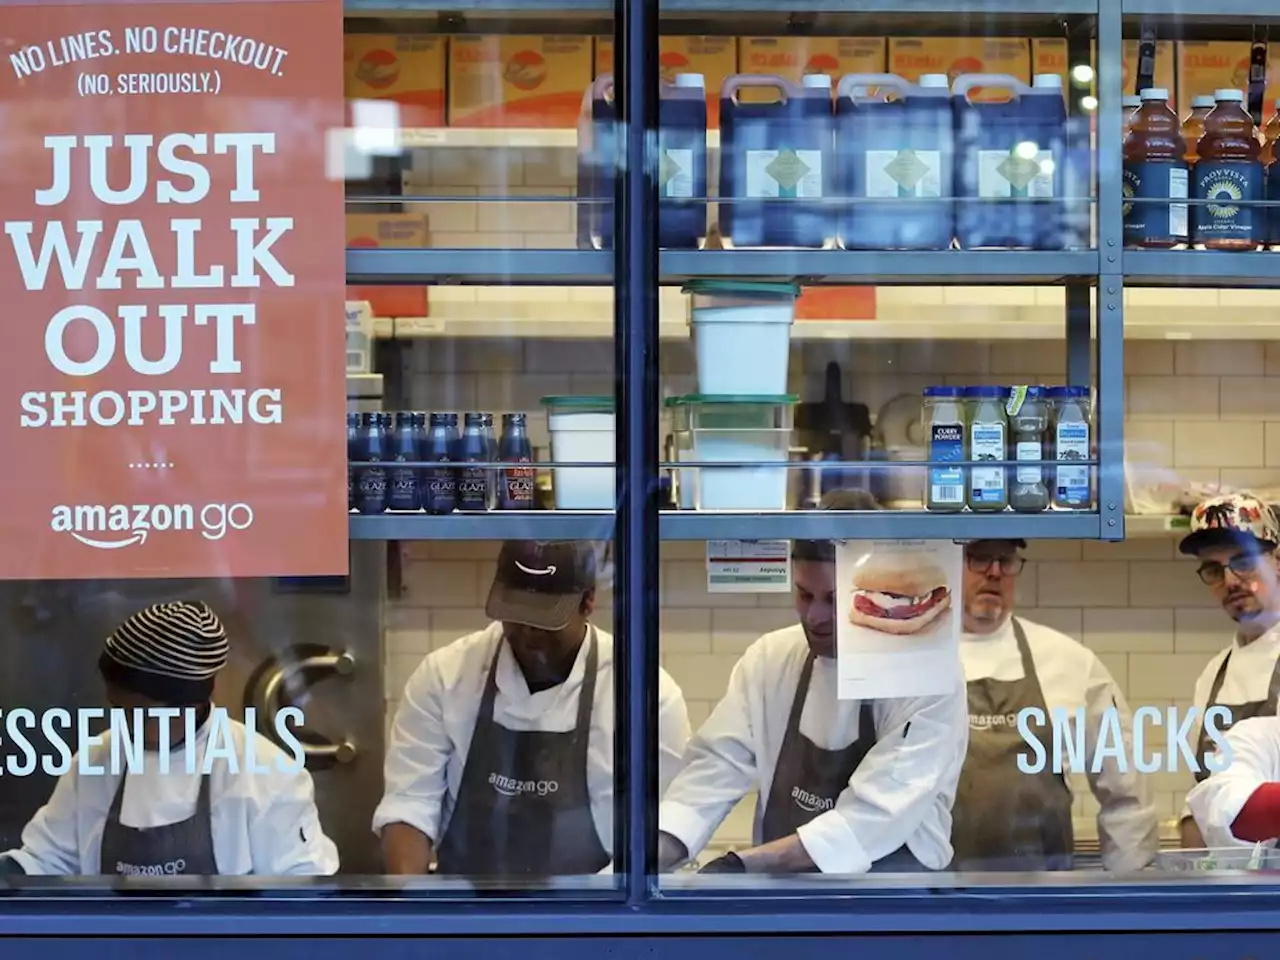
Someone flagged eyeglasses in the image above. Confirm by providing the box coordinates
[964,554,1026,577]
[1197,554,1266,586]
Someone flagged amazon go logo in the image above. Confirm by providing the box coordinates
[489,772,559,798]
[50,502,254,550]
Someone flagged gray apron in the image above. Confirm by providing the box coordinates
[760,651,924,872]
[435,630,610,878]
[951,618,1074,872]
[98,771,217,876]
[1194,647,1280,782]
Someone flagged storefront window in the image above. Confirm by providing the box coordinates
[5,0,1280,923]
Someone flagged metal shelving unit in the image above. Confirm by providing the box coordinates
[350,511,1106,540]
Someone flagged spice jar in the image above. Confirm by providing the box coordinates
[924,386,965,513]
[1048,385,1093,510]
[966,386,1009,512]
[1008,385,1050,513]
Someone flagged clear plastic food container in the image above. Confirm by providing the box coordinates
[672,394,798,510]
[1153,846,1280,872]
[541,396,615,509]
[684,280,799,396]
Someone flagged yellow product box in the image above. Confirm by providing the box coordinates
[1177,41,1280,119]
[344,34,446,128]
[1031,38,1176,102]
[595,36,736,126]
[345,214,430,318]
[449,35,592,128]
[889,37,1030,101]
[733,37,884,103]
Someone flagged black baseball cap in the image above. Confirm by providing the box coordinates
[485,541,598,631]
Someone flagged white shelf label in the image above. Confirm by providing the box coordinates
[706,539,791,594]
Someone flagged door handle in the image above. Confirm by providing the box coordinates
[254,651,358,764]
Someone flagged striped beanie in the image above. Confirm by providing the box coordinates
[98,601,229,705]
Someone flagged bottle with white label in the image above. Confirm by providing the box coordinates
[965,386,1009,512]
[720,73,833,248]
[659,73,709,249]
[1008,385,1049,513]
[924,386,966,513]
[1048,386,1093,510]
[835,72,953,250]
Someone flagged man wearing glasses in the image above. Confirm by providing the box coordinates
[951,539,1158,872]
[1178,493,1280,848]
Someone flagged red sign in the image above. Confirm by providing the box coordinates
[0,0,348,579]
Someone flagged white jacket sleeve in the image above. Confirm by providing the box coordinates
[796,687,966,875]
[247,765,340,876]
[658,651,760,859]
[1082,654,1160,872]
[1186,716,1280,846]
[657,670,693,798]
[372,656,453,843]
[3,768,82,875]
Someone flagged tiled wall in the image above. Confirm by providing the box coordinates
[381,334,1278,853]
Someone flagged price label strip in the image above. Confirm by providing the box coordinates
[705,540,792,594]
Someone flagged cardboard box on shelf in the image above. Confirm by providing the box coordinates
[344,34,446,129]
[1031,37,1176,102]
[889,37,1029,101]
[594,36,736,126]
[345,214,430,318]
[1177,41,1280,119]
[732,37,884,104]
[449,35,592,128]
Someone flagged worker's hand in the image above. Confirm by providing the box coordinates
[698,851,746,874]
[657,831,690,873]
[1180,815,1206,849]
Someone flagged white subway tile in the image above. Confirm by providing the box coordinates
[521,148,578,189]
[1127,376,1219,420]
[1129,562,1219,608]
[1014,562,1039,607]
[430,607,489,648]
[663,653,741,701]
[1127,654,1210,700]
[479,187,575,234]
[525,339,615,376]
[801,340,900,376]
[1221,376,1280,420]
[430,231,524,249]
[1016,607,1083,638]
[400,561,482,608]
[897,341,990,376]
[1095,651,1129,693]
[711,608,796,654]
[1125,342,1174,376]
[1125,420,1174,471]
[386,652,426,700]
[1219,468,1280,493]
[1022,540,1084,562]
[1266,341,1280,376]
[1173,422,1265,468]
[1174,608,1235,653]
[1174,341,1264,376]
[988,341,1066,375]
[661,609,713,655]
[684,699,713,731]
[410,186,479,234]
[386,625,433,659]
[1034,562,1129,607]
[1266,424,1280,468]
[474,373,572,411]
[1081,538,1175,561]
[1082,608,1174,654]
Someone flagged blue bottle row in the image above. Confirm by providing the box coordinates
[348,411,535,515]
[578,70,1088,251]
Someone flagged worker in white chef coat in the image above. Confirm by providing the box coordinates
[0,601,338,877]
[1177,493,1280,849]
[952,538,1158,872]
[375,540,691,878]
[1187,715,1280,848]
[657,497,969,876]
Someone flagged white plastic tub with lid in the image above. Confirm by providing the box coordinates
[684,280,800,395]
[676,394,798,510]
[542,396,615,509]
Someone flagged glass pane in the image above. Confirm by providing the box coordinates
[652,0,1280,896]
[0,0,623,897]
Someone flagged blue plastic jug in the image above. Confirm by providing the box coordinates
[578,73,709,250]
[953,73,1066,249]
[719,74,834,248]
[835,72,953,250]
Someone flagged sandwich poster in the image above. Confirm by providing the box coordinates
[0,0,348,579]
[835,539,962,700]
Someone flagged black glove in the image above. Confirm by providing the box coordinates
[0,857,25,876]
[698,851,746,874]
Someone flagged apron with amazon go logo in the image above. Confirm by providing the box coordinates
[435,630,610,878]
[952,619,1074,871]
